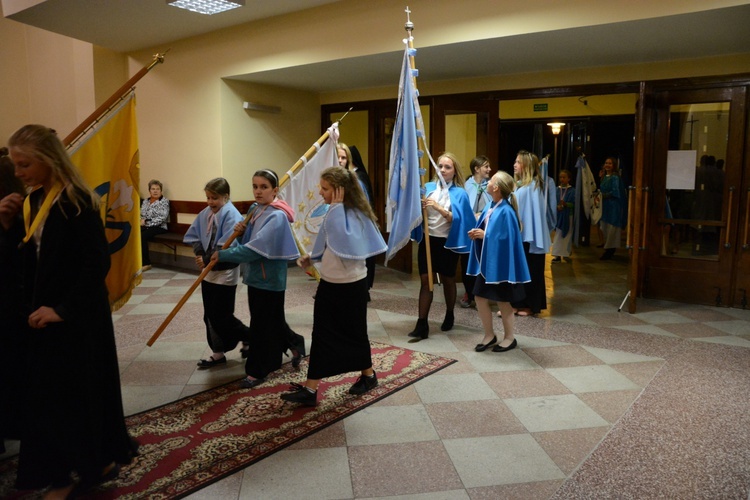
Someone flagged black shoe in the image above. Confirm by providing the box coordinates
[280,383,317,406]
[239,376,265,389]
[197,355,226,368]
[348,372,378,395]
[288,334,306,369]
[475,336,498,352]
[441,312,454,331]
[551,256,562,262]
[408,318,429,339]
[492,338,518,352]
[600,248,615,260]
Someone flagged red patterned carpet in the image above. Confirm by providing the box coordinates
[0,341,454,499]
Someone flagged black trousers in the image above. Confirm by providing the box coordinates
[140,226,166,265]
[200,280,249,352]
[245,286,303,379]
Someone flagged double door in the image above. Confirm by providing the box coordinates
[638,86,750,307]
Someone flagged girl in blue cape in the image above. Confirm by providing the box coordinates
[460,155,493,309]
[281,166,387,407]
[183,177,250,368]
[468,170,530,352]
[408,152,475,340]
[211,170,305,389]
[551,169,576,262]
[509,150,551,317]
[599,157,627,260]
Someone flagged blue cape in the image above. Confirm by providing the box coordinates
[600,174,627,228]
[516,181,551,254]
[464,177,492,213]
[411,181,474,254]
[467,199,530,284]
[310,203,387,261]
[240,205,300,260]
[555,186,576,237]
[183,200,243,251]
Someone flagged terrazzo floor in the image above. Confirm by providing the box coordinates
[3,244,749,499]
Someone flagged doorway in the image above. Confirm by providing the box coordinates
[643,86,749,307]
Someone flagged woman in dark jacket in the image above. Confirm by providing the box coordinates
[0,147,26,453]
[1,125,138,497]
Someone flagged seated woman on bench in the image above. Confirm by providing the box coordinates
[140,179,169,271]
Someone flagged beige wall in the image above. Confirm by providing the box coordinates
[0,14,94,142]
[220,80,321,201]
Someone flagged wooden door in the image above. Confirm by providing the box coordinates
[641,86,747,306]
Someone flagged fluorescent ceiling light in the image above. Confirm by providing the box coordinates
[166,0,245,15]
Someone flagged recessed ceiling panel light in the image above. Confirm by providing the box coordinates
[167,0,245,15]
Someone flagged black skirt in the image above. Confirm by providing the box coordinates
[417,235,460,276]
[473,274,526,303]
[511,243,547,313]
[307,278,372,380]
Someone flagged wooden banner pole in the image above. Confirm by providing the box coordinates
[404,8,434,291]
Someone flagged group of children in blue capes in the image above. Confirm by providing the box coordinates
[184,149,624,405]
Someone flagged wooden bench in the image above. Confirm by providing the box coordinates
[151,200,255,261]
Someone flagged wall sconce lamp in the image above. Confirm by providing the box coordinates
[243,102,282,113]
[166,0,244,15]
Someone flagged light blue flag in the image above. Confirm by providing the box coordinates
[385,47,422,265]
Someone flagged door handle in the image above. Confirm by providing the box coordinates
[744,188,750,250]
[725,186,734,249]
[640,187,650,250]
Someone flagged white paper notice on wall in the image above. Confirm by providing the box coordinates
[666,150,697,190]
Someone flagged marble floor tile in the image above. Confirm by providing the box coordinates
[414,372,499,404]
[442,434,565,487]
[349,441,463,497]
[504,394,610,432]
[546,365,642,393]
[344,405,439,445]
[239,447,352,499]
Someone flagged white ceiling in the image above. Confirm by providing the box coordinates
[5,1,750,93]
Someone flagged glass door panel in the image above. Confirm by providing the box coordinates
[644,87,746,306]
[662,103,730,261]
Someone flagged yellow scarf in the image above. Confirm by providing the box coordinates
[21,182,64,246]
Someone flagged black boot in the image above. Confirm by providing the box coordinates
[408,318,429,339]
[600,248,615,260]
[441,311,455,331]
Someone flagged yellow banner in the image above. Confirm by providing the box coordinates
[69,93,141,311]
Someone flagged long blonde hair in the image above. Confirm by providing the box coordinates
[337,142,352,169]
[490,170,522,230]
[320,166,378,224]
[9,125,98,214]
[436,152,466,188]
[514,150,544,191]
